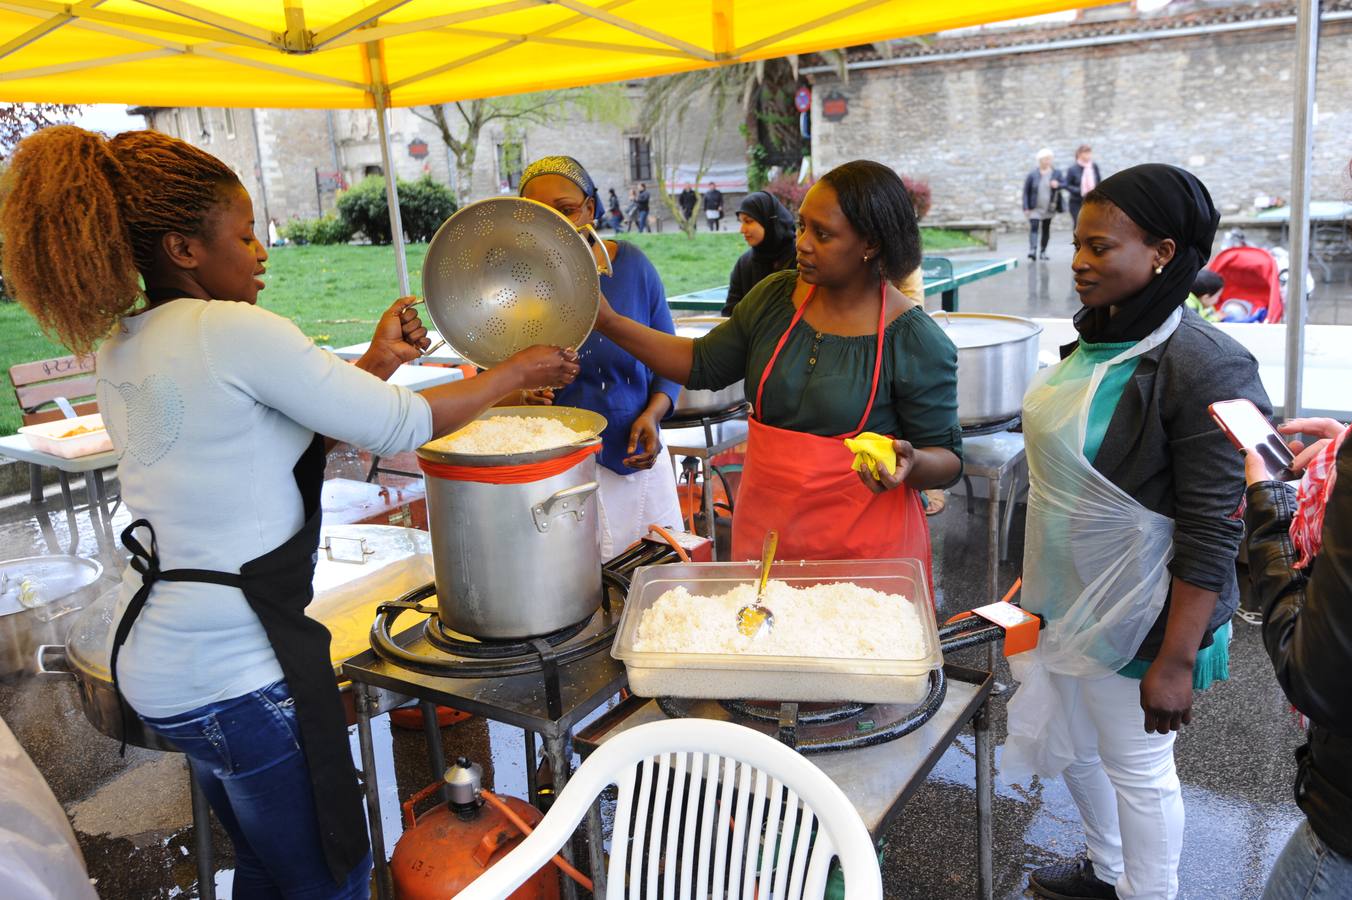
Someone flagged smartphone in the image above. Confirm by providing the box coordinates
[1208,399,1298,481]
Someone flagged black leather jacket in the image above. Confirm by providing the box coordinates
[1244,439,1352,857]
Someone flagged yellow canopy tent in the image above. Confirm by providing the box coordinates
[0,0,1324,416]
[0,0,1107,292]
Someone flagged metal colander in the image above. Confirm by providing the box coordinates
[421,197,606,369]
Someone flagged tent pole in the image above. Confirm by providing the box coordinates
[366,43,411,297]
[374,98,411,295]
[1284,0,1319,419]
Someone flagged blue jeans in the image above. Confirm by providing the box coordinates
[142,681,371,899]
[636,210,649,233]
[1262,820,1352,900]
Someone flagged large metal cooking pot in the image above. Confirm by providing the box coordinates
[0,555,102,679]
[422,197,611,370]
[37,525,433,751]
[931,312,1043,426]
[672,316,745,416]
[417,406,606,640]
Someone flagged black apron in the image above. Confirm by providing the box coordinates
[109,434,369,885]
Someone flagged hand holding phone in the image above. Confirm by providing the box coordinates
[1208,399,1298,481]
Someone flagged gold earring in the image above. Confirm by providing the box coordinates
[863,254,870,262]
[1154,265,1164,275]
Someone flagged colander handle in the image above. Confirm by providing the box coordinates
[577,224,612,277]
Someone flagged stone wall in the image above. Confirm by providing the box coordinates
[809,18,1352,224]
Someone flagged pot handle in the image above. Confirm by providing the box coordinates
[35,645,75,680]
[532,481,599,534]
[577,224,612,277]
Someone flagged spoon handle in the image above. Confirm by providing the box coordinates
[758,530,779,598]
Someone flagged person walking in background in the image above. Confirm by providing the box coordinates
[703,181,724,231]
[679,186,698,223]
[605,188,623,231]
[1066,145,1102,229]
[635,182,651,233]
[623,186,638,232]
[1244,413,1352,900]
[1022,149,1064,261]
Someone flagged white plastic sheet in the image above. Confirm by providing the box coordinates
[0,716,97,900]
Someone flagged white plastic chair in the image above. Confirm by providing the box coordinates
[457,718,883,899]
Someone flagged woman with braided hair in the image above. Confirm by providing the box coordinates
[0,127,579,898]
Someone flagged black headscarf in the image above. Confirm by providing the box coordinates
[737,191,796,265]
[1073,163,1220,344]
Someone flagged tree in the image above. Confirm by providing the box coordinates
[0,103,82,158]
[640,66,746,239]
[412,88,627,205]
[640,53,846,238]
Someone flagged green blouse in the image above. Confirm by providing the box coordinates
[688,271,962,456]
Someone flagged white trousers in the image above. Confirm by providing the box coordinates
[1050,670,1184,900]
[595,446,683,560]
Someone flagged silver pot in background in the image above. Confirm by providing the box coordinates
[931,312,1043,426]
[0,555,102,679]
[673,316,745,416]
[418,407,606,640]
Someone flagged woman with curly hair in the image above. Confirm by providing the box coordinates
[0,126,578,897]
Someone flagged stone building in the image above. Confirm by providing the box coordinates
[132,83,749,233]
[805,0,1352,224]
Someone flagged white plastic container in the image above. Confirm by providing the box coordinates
[18,415,113,458]
[612,558,942,703]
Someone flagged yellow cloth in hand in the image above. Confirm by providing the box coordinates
[844,432,896,479]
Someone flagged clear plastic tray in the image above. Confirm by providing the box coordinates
[612,558,941,703]
[18,414,113,458]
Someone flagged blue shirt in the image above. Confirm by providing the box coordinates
[555,241,680,475]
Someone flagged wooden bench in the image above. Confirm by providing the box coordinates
[4,355,118,517]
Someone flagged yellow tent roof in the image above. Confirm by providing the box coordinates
[0,0,1109,109]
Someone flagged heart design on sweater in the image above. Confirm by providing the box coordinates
[98,375,184,467]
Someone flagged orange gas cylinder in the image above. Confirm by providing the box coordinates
[391,759,560,900]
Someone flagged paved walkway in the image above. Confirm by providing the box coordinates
[945,224,1352,326]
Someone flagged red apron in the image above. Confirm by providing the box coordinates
[731,281,932,584]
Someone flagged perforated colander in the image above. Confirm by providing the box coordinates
[421,197,609,369]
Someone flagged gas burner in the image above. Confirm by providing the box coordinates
[369,572,626,679]
[960,414,1021,437]
[423,614,592,659]
[655,671,948,755]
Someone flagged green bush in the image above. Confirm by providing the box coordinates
[335,174,457,245]
[279,213,354,246]
[399,175,458,242]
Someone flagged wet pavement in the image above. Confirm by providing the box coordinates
[2,239,1344,898]
[946,223,1352,325]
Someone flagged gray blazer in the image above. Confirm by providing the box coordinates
[1071,308,1272,660]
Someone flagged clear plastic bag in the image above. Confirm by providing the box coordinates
[1002,311,1180,783]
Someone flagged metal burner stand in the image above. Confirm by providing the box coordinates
[576,663,998,900]
[661,402,750,560]
[342,618,624,900]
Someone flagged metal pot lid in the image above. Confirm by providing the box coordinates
[0,555,102,616]
[417,405,606,467]
[930,312,1043,349]
[421,197,601,370]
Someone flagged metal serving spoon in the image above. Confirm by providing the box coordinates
[736,530,778,638]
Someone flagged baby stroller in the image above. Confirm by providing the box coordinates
[1207,245,1284,323]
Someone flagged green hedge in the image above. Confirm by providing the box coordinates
[279,213,354,246]
[336,175,457,245]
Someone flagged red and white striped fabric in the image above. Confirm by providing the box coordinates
[1290,424,1352,569]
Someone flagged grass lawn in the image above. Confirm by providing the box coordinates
[0,227,982,436]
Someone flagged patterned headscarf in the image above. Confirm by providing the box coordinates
[520,156,599,214]
[1290,424,1351,568]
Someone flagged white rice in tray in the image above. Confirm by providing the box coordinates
[427,415,586,455]
[632,580,926,660]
